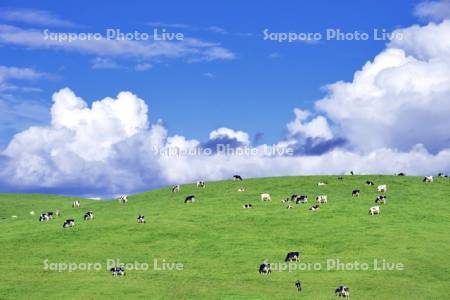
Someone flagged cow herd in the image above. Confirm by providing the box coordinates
[34,172,445,292]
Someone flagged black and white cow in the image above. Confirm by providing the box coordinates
[39,213,50,222]
[397,172,406,176]
[295,280,302,292]
[237,187,246,192]
[185,195,195,203]
[172,185,180,193]
[335,286,350,298]
[285,251,300,262]
[233,175,243,181]
[337,176,344,180]
[316,195,327,203]
[423,176,433,183]
[83,211,94,221]
[110,266,126,276]
[375,195,387,204]
[261,193,271,201]
[350,171,354,175]
[369,206,380,215]
[259,262,271,275]
[63,219,75,228]
[117,195,128,204]
[309,204,320,211]
[243,203,253,209]
[72,200,80,208]
[366,180,375,186]
[295,195,308,204]
[137,215,145,223]
[352,189,360,197]
[196,181,206,188]
[290,194,299,201]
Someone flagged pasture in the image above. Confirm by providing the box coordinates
[0,175,449,299]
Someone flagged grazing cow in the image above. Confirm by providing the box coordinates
[63,219,75,228]
[317,182,327,186]
[46,212,54,219]
[185,195,195,203]
[261,193,271,201]
[295,280,302,292]
[243,204,253,209]
[233,175,243,181]
[285,252,300,262]
[83,211,94,221]
[196,181,206,188]
[172,185,180,193]
[286,205,294,209]
[350,171,354,175]
[377,185,387,192]
[259,262,271,275]
[110,266,126,276]
[237,188,246,192]
[397,172,406,176]
[366,180,375,186]
[337,176,344,180]
[295,195,308,204]
[72,201,80,208]
[369,206,380,215]
[352,189,360,197]
[290,194,299,201]
[39,213,50,222]
[335,286,350,298]
[423,176,433,183]
[316,195,327,203]
[117,195,128,204]
[137,215,145,223]
[375,195,387,204]
[309,204,320,211]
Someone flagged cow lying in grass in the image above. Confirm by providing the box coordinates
[285,251,300,262]
[310,204,320,211]
[261,193,271,201]
[63,219,75,228]
[110,266,126,276]
[185,195,195,203]
[295,195,308,204]
[243,204,253,209]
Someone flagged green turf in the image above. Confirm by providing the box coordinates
[0,175,449,299]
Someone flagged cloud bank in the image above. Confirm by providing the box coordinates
[1,20,450,197]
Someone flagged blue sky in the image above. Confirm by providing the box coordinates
[0,0,421,147]
[1,0,450,196]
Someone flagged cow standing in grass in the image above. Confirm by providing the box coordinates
[233,175,243,181]
[377,185,387,192]
[352,189,360,197]
[172,185,180,193]
[72,201,80,208]
[137,215,145,223]
[118,195,128,204]
[110,266,126,276]
[335,286,350,298]
[295,280,302,292]
[375,195,387,204]
[295,195,308,204]
[316,195,327,203]
[259,262,271,275]
[84,211,94,221]
[196,181,206,188]
[369,206,380,215]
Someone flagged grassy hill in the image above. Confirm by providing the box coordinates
[0,175,449,299]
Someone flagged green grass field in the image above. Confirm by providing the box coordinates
[0,175,449,299]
